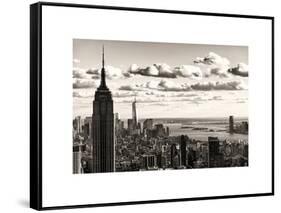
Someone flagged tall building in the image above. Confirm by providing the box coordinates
[73,145,83,174]
[114,113,125,137]
[73,136,85,174]
[166,126,170,136]
[127,119,133,132]
[180,135,188,167]
[143,155,157,170]
[208,137,223,168]
[156,153,162,168]
[120,120,124,129]
[114,113,119,125]
[242,121,248,133]
[83,116,92,139]
[171,143,180,168]
[137,122,141,134]
[143,119,153,137]
[155,124,166,137]
[132,97,137,129]
[114,113,119,136]
[243,143,249,158]
[156,148,167,169]
[143,119,153,130]
[229,115,234,134]
[73,116,83,133]
[92,46,114,173]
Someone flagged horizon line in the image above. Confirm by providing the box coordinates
[73,115,248,120]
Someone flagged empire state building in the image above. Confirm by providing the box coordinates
[92,46,114,173]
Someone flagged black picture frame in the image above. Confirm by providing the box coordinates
[30,1,275,210]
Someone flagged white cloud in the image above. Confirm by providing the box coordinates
[194,52,229,66]
[158,80,191,91]
[128,64,165,77]
[118,97,163,104]
[73,79,96,89]
[127,63,202,79]
[73,67,90,79]
[154,63,176,78]
[86,68,99,75]
[194,52,231,77]
[191,80,248,91]
[174,65,202,79]
[121,80,191,92]
[73,91,94,98]
[113,91,137,98]
[119,85,140,91]
[143,80,162,89]
[228,63,249,77]
[73,91,82,98]
[128,64,139,73]
[119,79,247,92]
[86,65,127,79]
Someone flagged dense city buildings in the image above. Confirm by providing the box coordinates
[229,115,248,134]
[73,101,249,173]
[72,49,248,174]
[73,111,249,173]
[71,38,250,175]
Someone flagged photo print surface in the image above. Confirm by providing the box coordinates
[72,39,249,174]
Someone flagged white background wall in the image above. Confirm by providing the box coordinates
[0,0,279,212]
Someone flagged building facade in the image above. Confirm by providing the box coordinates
[92,47,114,173]
[229,115,234,134]
[132,97,137,129]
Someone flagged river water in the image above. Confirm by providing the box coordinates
[153,117,248,142]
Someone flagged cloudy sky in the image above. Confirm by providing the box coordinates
[73,39,248,119]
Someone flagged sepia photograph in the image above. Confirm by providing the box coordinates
[30,2,274,209]
[72,39,249,174]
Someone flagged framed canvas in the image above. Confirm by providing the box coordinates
[30,1,274,210]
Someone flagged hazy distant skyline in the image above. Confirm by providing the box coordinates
[73,39,248,119]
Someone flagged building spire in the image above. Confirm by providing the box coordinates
[99,45,107,89]
[102,45,105,69]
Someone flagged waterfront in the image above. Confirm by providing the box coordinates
[140,117,248,142]
[72,41,249,174]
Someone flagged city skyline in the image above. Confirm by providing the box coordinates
[73,43,249,174]
[73,39,248,119]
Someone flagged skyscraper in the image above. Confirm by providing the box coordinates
[132,97,137,129]
[143,119,153,130]
[114,113,119,136]
[127,119,133,133]
[208,137,223,168]
[92,46,114,173]
[155,124,166,137]
[180,135,188,167]
[171,143,180,169]
[229,115,234,134]
[73,116,83,134]
[166,126,170,136]
[83,116,92,139]
[73,136,85,174]
[73,145,83,174]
